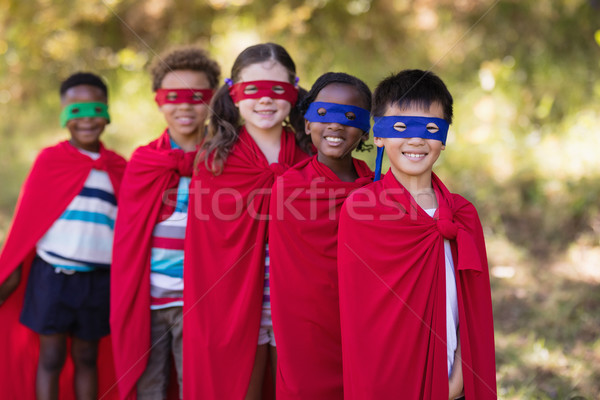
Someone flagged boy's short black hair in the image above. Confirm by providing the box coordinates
[372,69,453,124]
[149,46,221,92]
[300,72,373,151]
[60,72,108,98]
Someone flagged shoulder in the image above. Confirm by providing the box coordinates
[449,193,485,235]
[129,141,155,163]
[272,164,307,194]
[340,180,384,220]
[451,193,479,217]
[282,157,315,180]
[129,133,175,163]
[345,180,383,203]
[29,142,71,170]
[36,141,67,160]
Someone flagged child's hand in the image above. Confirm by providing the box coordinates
[448,337,464,399]
[0,265,22,306]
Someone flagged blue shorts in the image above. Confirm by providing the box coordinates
[20,256,110,341]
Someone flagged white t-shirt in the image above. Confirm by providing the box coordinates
[425,208,459,377]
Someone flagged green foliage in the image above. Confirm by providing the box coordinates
[2,1,600,396]
[2,0,599,248]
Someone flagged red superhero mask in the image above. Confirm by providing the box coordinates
[228,80,298,106]
[154,88,214,106]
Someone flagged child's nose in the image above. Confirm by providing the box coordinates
[327,122,344,131]
[258,96,274,104]
[407,136,425,145]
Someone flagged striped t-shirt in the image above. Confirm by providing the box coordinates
[37,149,117,272]
[149,139,190,310]
[261,244,272,327]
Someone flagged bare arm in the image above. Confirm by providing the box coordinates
[0,265,22,306]
[448,336,464,399]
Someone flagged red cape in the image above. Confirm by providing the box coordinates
[269,155,373,399]
[110,130,194,399]
[0,140,126,400]
[183,127,309,399]
[337,171,497,399]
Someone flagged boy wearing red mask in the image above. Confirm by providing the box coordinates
[110,47,220,400]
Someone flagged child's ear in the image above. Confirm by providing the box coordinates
[441,144,446,151]
[374,137,385,148]
[304,119,311,135]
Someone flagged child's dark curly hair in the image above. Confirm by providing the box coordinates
[149,46,221,91]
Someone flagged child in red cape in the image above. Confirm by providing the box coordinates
[183,43,311,400]
[337,70,497,399]
[269,72,374,399]
[110,47,220,400]
[0,72,126,400]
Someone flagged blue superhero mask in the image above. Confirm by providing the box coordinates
[304,102,371,132]
[372,116,449,181]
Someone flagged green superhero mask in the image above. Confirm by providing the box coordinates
[60,102,110,127]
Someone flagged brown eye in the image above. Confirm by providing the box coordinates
[192,92,204,101]
[167,92,178,101]
[345,112,356,121]
[317,107,327,116]
[393,122,407,132]
[95,107,102,113]
[243,85,258,95]
[71,108,79,114]
[272,85,285,95]
[426,123,439,133]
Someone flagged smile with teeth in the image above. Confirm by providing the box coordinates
[256,110,276,115]
[403,152,426,159]
[177,117,194,125]
[325,136,343,143]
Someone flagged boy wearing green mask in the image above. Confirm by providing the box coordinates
[0,72,126,399]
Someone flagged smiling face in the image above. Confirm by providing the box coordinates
[235,60,292,137]
[374,101,446,190]
[158,69,211,143]
[61,84,108,152]
[305,83,369,164]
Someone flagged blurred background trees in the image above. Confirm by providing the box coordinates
[1,0,599,398]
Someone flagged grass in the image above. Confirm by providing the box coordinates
[489,235,600,399]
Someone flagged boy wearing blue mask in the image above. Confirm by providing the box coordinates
[337,69,497,399]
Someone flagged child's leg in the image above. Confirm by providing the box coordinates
[269,344,277,392]
[137,309,173,399]
[169,308,184,400]
[245,344,268,400]
[71,337,99,400]
[37,333,67,400]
